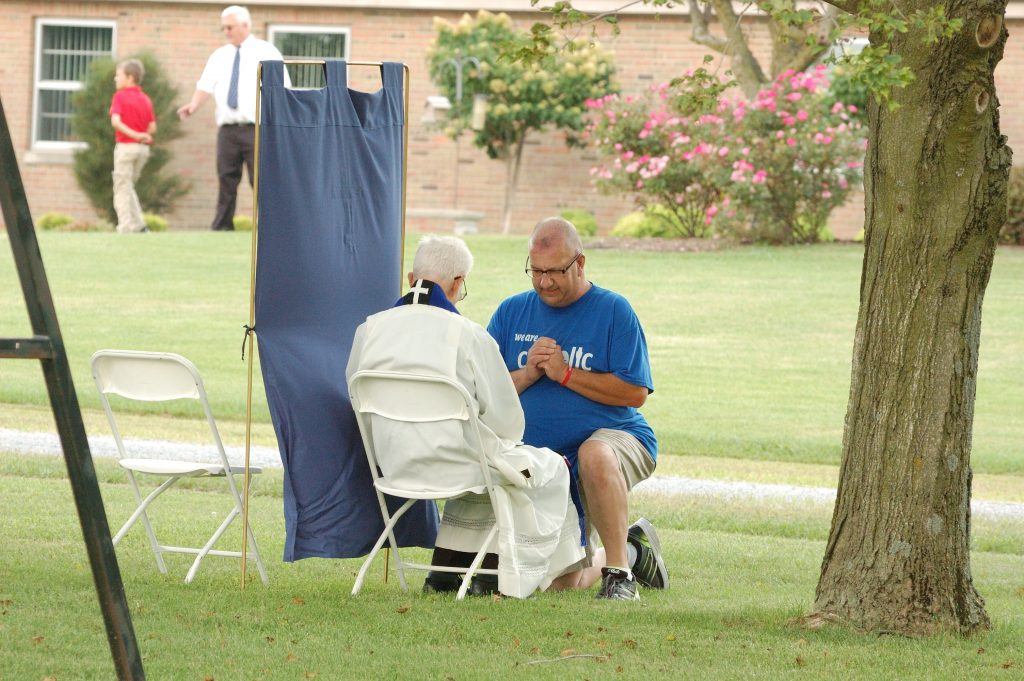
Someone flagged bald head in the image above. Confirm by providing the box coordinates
[529,217,583,254]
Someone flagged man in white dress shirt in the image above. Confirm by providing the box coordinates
[177,5,286,230]
[346,236,586,598]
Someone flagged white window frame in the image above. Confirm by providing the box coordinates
[31,17,117,151]
[268,24,351,89]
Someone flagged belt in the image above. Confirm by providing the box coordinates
[222,122,255,127]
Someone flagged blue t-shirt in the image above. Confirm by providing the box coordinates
[487,283,657,470]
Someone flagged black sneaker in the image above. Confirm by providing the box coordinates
[422,571,460,594]
[595,567,639,601]
[628,517,669,589]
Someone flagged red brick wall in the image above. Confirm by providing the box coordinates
[0,3,1020,239]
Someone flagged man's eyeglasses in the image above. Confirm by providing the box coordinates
[456,276,468,301]
[525,252,582,279]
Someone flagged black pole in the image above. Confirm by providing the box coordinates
[0,94,145,679]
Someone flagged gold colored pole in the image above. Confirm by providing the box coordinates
[240,62,264,589]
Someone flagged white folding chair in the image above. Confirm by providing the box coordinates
[90,349,268,584]
[348,369,500,600]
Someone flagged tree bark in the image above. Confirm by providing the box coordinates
[501,133,528,235]
[810,1,1010,636]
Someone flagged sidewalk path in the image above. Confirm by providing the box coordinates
[3,427,1022,521]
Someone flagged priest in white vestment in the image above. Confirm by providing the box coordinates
[346,235,585,598]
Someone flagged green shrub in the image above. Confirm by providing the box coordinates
[560,208,598,236]
[37,212,75,231]
[610,206,690,238]
[143,213,168,232]
[1002,166,1024,245]
[71,53,190,223]
[233,215,254,232]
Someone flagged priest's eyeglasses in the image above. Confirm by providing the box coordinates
[455,276,468,301]
[525,252,582,279]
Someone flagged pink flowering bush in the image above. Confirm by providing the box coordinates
[586,65,866,243]
[585,85,728,238]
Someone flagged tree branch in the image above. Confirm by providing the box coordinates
[688,0,730,52]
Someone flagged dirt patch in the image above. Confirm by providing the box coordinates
[583,236,732,252]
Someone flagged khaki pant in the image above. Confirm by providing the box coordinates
[112,143,150,233]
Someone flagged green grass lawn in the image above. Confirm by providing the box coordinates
[1,454,1022,679]
[3,234,1024,678]
[2,232,1023,474]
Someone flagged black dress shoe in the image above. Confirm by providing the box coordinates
[468,574,499,596]
[422,571,460,593]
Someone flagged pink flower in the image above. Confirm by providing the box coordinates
[796,110,808,121]
[831,102,845,114]
[786,138,797,147]
[752,170,767,184]
[718,147,730,157]
[821,190,832,199]
[786,92,802,102]
[848,105,859,113]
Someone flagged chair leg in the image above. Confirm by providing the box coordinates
[352,498,416,596]
[245,520,268,585]
[456,524,499,601]
[185,506,239,584]
[116,475,179,573]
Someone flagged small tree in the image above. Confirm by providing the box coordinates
[428,11,617,234]
[71,53,189,223]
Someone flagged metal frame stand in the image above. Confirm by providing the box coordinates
[0,94,145,679]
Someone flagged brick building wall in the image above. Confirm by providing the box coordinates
[1,1,1022,238]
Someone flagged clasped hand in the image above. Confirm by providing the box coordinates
[525,337,569,383]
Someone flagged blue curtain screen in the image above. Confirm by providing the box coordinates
[255,60,438,560]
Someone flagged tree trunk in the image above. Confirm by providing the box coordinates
[501,134,527,236]
[810,3,1010,636]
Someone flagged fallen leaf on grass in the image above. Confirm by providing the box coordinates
[292,596,305,606]
[396,606,410,614]
[287,654,298,663]
[616,666,624,673]
[1002,661,1015,669]
[795,656,806,667]
[797,638,808,646]
[304,672,318,679]
[265,636,275,644]
[977,647,985,654]
[560,649,577,657]
[564,630,574,638]
[621,639,637,649]
[32,635,45,645]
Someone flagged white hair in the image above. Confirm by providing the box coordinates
[411,235,474,284]
[529,216,583,254]
[222,5,251,25]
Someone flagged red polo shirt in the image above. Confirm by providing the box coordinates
[110,86,155,144]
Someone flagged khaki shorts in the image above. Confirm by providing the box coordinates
[566,428,656,570]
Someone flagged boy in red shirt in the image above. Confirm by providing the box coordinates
[110,59,157,233]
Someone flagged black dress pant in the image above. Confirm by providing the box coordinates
[212,123,255,231]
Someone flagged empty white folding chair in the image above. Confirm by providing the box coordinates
[91,349,268,584]
[348,369,500,600]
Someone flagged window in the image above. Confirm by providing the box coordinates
[268,25,350,89]
[32,19,116,148]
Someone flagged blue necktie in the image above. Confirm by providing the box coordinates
[227,46,240,110]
